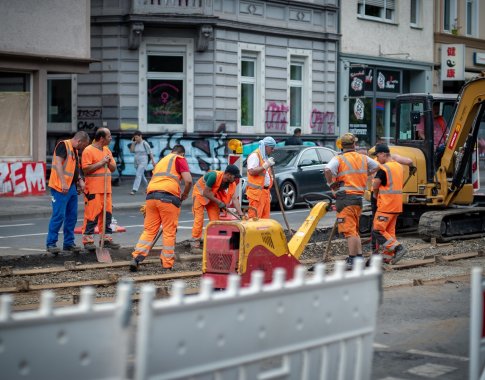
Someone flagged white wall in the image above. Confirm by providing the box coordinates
[0,0,90,59]
[340,0,434,63]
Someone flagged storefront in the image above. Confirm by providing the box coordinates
[338,56,433,148]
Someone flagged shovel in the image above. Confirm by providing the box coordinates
[96,164,112,263]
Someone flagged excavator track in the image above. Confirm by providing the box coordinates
[418,207,485,242]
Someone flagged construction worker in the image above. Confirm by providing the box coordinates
[130,144,193,272]
[371,143,412,264]
[246,136,276,218]
[190,165,244,249]
[46,131,90,254]
[81,128,120,251]
[324,133,379,270]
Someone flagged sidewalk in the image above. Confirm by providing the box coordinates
[0,177,194,221]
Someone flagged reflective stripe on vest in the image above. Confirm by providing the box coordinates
[335,151,368,195]
[376,161,403,213]
[147,153,183,196]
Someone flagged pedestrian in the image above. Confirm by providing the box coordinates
[370,143,412,264]
[286,128,303,145]
[81,127,121,251]
[246,136,276,219]
[46,131,90,254]
[324,133,379,270]
[130,144,193,272]
[129,131,156,195]
[190,164,244,249]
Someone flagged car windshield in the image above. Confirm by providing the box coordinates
[272,149,299,167]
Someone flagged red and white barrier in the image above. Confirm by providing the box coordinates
[470,267,485,380]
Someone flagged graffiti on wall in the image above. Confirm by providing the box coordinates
[310,109,335,134]
[0,162,46,196]
[265,102,289,133]
[77,108,102,131]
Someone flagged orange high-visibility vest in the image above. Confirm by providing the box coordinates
[82,145,113,194]
[147,153,183,197]
[335,151,368,195]
[193,171,236,205]
[376,161,403,213]
[48,139,78,192]
[246,149,273,200]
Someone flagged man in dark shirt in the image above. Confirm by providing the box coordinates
[286,128,303,145]
[46,131,90,254]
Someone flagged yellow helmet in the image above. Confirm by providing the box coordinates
[336,138,342,150]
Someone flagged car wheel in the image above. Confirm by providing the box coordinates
[280,181,297,210]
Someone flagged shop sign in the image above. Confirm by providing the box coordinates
[353,98,365,120]
[349,123,367,136]
[349,66,365,97]
[375,69,400,93]
[441,44,465,81]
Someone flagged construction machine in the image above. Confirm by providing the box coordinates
[202,200,330,288]
[362,74,485,242]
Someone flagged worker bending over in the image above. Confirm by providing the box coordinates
[246,136,276,218]
[190,164,244,249]
[130,145,192,272]
[82,128,120,251]
[371,143,412,264]
[325,133,379,270]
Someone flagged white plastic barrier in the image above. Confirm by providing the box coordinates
[135,258,382,380]
[0,281,133,380]
[470,267,485,380]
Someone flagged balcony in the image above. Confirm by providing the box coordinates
[131,0,213,16]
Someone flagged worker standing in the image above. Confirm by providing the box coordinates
[325,133,379,270]
[130,145,192,272]
[371,143,411,264]
[81,128,120,251]
[246,136,276,219]
[46,131,90,254]
[190,165,244,249]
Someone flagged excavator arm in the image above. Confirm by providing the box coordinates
[439,75,485,205]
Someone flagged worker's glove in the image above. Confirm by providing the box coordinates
[217,200,227,210]
[409,165,417,176]
[262,157,275,170]
[328,181,340,191]
[140,203,146,217]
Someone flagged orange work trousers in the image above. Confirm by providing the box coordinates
[132,199,180,269]
[82,193,113,235]
[248,189,271,219]
[372,211,399,256]
[191,197,220,240]
[336,205,362,238]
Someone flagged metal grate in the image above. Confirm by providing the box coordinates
[208,253,234,272]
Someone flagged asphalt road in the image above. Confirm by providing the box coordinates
[0,205,336,256]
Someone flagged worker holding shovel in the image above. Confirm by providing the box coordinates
[81,128,120,252]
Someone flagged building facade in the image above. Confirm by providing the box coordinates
[338,0,434,148]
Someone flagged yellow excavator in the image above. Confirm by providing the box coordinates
[364,74,485,242]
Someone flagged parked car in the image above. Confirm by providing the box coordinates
[241,145,338,210]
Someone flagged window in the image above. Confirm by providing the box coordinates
[287,49,312,134]
[139,38,194,132]
[0,72,31,157]
[466,0,478,36]
[317,148,336,164]
[299,149,319,167]
[238,43,265,134]
[357,0,395,22]
[443,0,457,32]
[241,59,255,127]
[410,0,421,27]
[47,75,75,132]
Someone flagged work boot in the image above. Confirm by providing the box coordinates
[101,236,121,250]
[160,259,174,273]
[391,244,407,265]
[46,246,60,255]
[63,244,82,254]
[129,255,145,272]
[83,235,96,251]
[345,256,355,271]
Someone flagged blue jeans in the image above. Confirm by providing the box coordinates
[46,185,78,248]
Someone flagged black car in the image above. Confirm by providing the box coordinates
[241,145,337,210]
